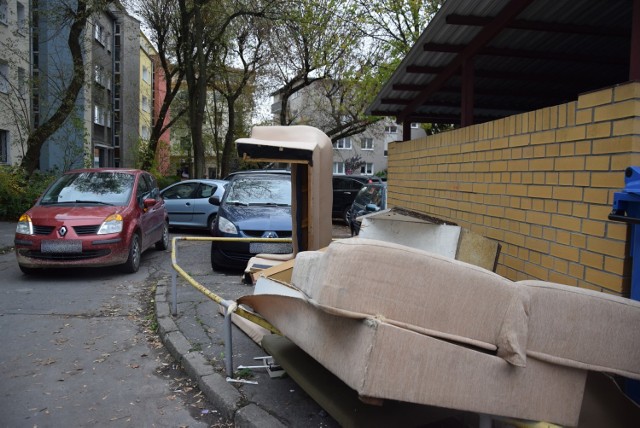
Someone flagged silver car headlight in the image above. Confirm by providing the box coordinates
[16,214,33,235]
[98,214,123,235]
[217,216,238,234]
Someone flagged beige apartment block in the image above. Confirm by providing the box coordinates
[387,82,640,297]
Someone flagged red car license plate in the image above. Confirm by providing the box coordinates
[41,240,82,254]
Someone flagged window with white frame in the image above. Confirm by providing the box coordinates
[141,125,150,140]
[361,137,373,150]
[141,95,150,112]
[16,2,25,33]
[0,0,7,25]
[94,65,103,85]
[333,162,345,175]
[384,125,397,134]
[334,137,352,150]
[361,163,374,175]
[0,62,8,94]
[142,65,150,83]
[94,23,105,45]
[411,122,419,128]
[0,129,8,163]
[94,104,105,126]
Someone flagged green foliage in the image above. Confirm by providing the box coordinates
[156,174,180,190]
[235,367,254,379]
[0,166,58,220]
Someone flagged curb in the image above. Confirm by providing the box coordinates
[154,281,285,427]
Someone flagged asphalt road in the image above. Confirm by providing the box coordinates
[0,238,222,427]
[0,223,351,427]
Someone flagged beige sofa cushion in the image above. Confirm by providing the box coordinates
[240,292,586,427]
[292,238,530,366]
[519,280,640,380]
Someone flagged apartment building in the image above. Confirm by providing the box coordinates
[0,0,30,166]
[30,0,140,171]
[109,2,140,168]
[139,33,154,153]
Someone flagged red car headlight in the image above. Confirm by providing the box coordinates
[16,214,33,235]
[98,214,124,235]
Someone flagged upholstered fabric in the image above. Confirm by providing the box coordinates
[520,280,640,380]
[292,238,530,366]
[243,237,640,426]
[239,293,586,427]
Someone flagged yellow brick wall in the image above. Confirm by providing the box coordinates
[388,82,640,296]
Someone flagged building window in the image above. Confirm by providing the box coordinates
[0,129,8,163]
[411,122,419,128]
[384,125,398,134]
[141,95,150,112]
[334,137,352,150]
[0,0,7,25]
[361,163,374,175]
[142,65,150,83]
[94,104,105,126]
[141,125,150,140]
[333,162,345,175]
[0,62,8,94]
[17,67,26,97]
[94,23,106,45]
[94,65,103,85]
[361,137,373,150]
[16,2,25,33]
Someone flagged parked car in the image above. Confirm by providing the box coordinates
[349,182,387,236]
[14,168,169,274]
[223,169,291,181]
[209,172,292,271]
[160,179,227,232]
[332,175,382,224]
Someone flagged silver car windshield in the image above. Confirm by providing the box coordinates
[40,172,135,206]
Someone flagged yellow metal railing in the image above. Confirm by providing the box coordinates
[169,236,288,377]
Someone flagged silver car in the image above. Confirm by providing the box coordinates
[160,179,227,232]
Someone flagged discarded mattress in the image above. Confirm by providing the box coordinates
[239,238,640,426]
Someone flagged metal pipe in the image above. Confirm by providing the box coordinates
[171,238,178,316]
[170,236,282,331]
[223,300,238,377]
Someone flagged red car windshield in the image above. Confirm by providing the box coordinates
[39,172,135,206]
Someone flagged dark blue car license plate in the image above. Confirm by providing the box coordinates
[249,242,292,254]
[41,240,82,254]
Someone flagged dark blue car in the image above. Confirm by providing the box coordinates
[209,172,292,270]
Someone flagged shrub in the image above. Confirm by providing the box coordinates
[156,174,180,190]
[0,167,58,221]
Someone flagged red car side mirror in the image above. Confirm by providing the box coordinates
[143,198,156,210]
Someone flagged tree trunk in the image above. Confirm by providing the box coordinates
[220,96,237,179]
[193,3,207,179]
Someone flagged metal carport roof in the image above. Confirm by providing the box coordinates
[367,0,638,131]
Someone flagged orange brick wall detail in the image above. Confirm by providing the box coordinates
[388,82,640,296]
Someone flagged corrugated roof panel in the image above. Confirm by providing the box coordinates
[367,0,633,125]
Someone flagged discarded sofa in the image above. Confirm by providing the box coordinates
[239,238,640,426]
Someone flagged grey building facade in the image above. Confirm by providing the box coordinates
[32,0,140,171]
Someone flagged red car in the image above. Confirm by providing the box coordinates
[14,168,169,274]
